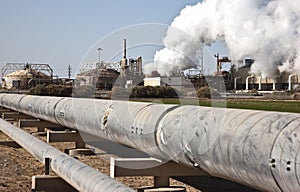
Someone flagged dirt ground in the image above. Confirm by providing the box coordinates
[0,129,200,192]
[0,126,259,192]
[0,130,44,192]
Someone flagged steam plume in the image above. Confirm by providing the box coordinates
[144,0,300,77]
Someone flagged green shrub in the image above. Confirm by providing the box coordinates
[28,84,72,97]
[111,87,132,99]
[28,84,47,95]
[129,86,179,98]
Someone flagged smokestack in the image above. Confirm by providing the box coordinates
[121,39,128,77]
[123,39,126,59]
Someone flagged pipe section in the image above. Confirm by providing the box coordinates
[258,77,262,90]
[245,76,253,90]
[288,74,297,91]
[234,76,241,90]
[0,115,134,192]
[273,80,276,90]
[1,94,300,192]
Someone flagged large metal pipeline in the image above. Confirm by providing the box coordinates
[0,115,134,192]
[1,93,300,192]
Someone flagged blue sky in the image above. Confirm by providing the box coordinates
[0,0,226,77]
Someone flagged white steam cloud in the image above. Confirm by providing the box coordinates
[144,0,300,78]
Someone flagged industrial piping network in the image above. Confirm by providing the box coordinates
[0,93,300,192]
[0,110,134,192]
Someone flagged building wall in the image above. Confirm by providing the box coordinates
[3,69,51,89]
[3,76,21,89]
[144,77,161,86]
[76,68,120,90]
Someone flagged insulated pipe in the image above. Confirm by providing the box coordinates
[258,77,262,90]
[234,76,241,90]
[1,94,300,192]
[288,74,297,91]
[273,80,276,90]
[0,117,134,192]
[245,75,253,90]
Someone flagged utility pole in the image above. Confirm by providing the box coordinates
[97,48,102,68]
[201,45,204,76]
[214,53,231,74]
[68,65,71,80]
[214,53,220,73]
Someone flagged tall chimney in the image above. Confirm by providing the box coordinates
[121,38,128,76]
[123,39,126,59]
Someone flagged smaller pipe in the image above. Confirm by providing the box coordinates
[258,77,262,90]
[288,74,297,91]
[0,118,134,192]
[272,80,276,90]
[234,77,241,90]
[245,75,253,90]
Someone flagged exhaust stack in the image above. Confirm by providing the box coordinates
[121,38,128,77]
[123,39,126,59]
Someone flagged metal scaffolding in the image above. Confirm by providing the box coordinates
[1,63,53,78]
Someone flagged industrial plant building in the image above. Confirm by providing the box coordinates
[75,39,144,90]
[1,63,53,89]
[228,59,298,91]
[76,68,120,90]
[2,44,299,95]
[144,56,299,92]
